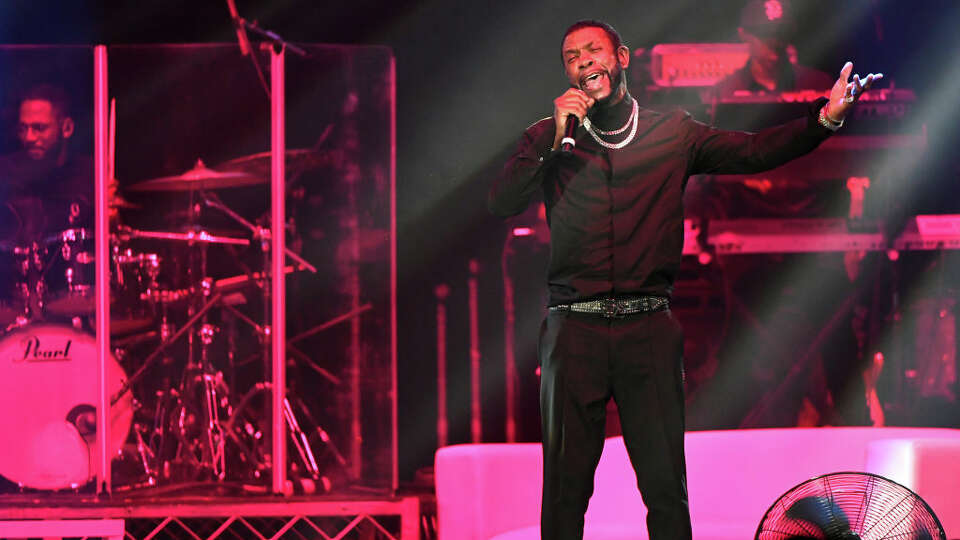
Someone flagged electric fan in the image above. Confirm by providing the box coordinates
[755,472,945,540]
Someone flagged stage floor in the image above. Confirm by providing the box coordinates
[0,492,424,539]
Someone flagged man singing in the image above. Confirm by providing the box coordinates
[488,20,880,540]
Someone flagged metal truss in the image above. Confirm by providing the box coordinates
[126,514,404,540]
[0,497,421,540]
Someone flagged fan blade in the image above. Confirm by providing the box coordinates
[785,496,855,539]
[783,536,860,540]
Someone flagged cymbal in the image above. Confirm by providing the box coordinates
[128,159,262,192]
[216,149,332,180]
[121,227,250,246]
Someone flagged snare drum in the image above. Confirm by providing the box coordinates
[0,324,133,489]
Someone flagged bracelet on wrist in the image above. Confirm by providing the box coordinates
[818,107,843,131]
[824,104,844,124]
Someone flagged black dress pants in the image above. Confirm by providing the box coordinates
[539,308,691,540]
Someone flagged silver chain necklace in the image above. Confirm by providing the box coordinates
[583,97,637,135]
[582,98,639,150]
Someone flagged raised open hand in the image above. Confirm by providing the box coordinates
[824,61,883,122]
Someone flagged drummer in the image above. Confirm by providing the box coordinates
[0,83,93,242]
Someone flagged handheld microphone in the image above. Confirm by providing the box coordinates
[560,114,578,153]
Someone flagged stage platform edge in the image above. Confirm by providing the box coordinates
[0,494,423,539]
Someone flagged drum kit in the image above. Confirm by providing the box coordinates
[0,151,338,492]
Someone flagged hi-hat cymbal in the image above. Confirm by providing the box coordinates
[217,149,333,180]
[128,159,263,192]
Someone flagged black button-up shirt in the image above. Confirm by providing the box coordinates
[488,95,834,305]
[0,151,93,244]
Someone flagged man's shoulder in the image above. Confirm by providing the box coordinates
[65,153,95,174]
[524,117,554,135]
[513,117,556,154]
[60,154,95,195]
[638,106,694,129]
[0,152,29,188]
[0,151,23,170]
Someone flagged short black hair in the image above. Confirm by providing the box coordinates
[561,20,624,61]
[20,83,72,120]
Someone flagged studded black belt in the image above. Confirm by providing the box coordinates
[549,295,669,318]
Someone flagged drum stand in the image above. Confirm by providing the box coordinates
[224,381,340,490]
[130,248,230,483]
[201,190,336,488]
[114,193,236,484]
[160,193,235,482]
[122,190,331,487]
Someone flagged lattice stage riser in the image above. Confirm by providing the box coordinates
[125,514,405,540]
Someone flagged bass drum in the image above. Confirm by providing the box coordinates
[0,324,133,489]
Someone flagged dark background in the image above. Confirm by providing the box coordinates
[3,0,959,484]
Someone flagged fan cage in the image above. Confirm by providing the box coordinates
[755,471,946,540]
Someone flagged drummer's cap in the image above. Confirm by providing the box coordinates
[740,0,795,41]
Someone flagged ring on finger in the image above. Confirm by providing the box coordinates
[844,87,856,103]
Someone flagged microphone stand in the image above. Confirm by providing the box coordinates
[233,16,308,57]
[225,0,306,101]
